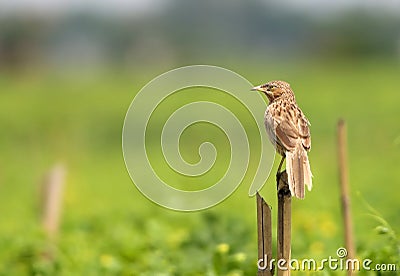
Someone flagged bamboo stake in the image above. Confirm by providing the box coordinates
[41,164,66,239]
[257,193,273,276]
[277,171,291,276]
[337,119,355,275]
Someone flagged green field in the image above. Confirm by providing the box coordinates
[0,60,399,275]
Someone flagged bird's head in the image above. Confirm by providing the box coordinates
[251,80,292,102]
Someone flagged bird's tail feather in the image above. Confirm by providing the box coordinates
[286,144,312,199]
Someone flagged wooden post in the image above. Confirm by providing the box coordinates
[41,164,66,239]
[257,193,273,276]
[337,119,355,275]
[277,171,291,276]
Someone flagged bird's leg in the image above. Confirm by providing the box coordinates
[276,155,285,180]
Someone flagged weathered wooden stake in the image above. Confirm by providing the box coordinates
[337,119,355,275]
[257,193,273,276]
[277,171,291,276]
[41,164,66,239]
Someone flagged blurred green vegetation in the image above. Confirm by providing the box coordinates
[0,59,399,274]
[1,1,400,71]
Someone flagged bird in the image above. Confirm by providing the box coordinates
[252,80,312,199]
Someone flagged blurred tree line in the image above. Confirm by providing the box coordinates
[0,0,399,71]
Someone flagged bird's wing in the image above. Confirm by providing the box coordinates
[274,107,311,152]
[297,113,311,151]
[275,118,298,152]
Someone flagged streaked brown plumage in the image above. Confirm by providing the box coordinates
[252,80,312,199]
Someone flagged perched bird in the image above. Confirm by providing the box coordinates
[252,80,312,199]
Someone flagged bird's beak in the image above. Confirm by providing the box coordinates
[251,85,266,93]
[251,85,262,92]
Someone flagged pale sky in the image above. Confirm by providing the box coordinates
[0,0,169,16]
[0,0,399,15]
[280,0,400,13]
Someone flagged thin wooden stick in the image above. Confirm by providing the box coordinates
[277,171,291,276]
[337,119,355,275]
[257,193,273,276]
[41,164,66,239]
